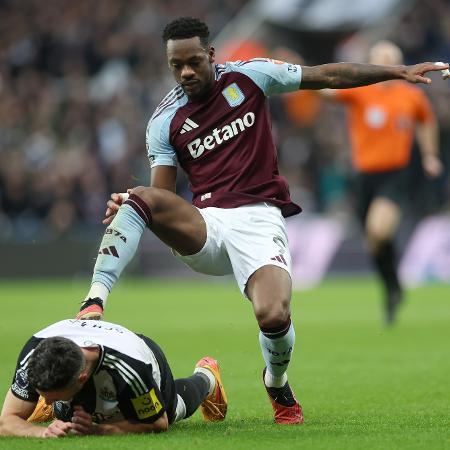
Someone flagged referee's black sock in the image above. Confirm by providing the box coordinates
[373,240,401,293]
[174,374,209,418]
[373,240,403,323]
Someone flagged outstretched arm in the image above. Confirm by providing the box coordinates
[0,390,73,438]
[300,62,449,90]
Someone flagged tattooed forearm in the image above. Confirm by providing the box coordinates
[301,63,406,90]
[327,63,405,87]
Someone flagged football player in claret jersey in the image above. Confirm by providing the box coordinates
[0,319,227,437]
[75,17,447,424]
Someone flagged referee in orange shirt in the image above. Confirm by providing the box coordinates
[324,41,443,324]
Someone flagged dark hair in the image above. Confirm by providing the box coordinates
[27,337,85,391]
[162,17,210,48]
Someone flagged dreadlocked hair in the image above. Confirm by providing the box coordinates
[163,17,210,48]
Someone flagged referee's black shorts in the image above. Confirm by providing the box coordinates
[352,167,408,224]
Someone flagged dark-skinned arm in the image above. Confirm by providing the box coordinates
[300,62,449,90]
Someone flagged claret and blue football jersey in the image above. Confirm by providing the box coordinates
[146,59,303,217]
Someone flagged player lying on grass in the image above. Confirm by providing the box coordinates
[0,319,226,437]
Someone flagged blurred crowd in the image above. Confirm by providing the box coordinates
[0,0,449,242]
[0,0,248,240]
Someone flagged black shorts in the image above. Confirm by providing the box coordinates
[352,168,408,224]
[139,335,178,424]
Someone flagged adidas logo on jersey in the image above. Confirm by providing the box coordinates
[180,117,199,134]
[187,112,256,159]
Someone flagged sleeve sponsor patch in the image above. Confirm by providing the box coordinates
[131,388,163,420]
[11,367,32,400]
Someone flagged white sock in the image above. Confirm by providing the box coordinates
[193,367,215,396]
[264,371,287,388]
[174,394,187,422]
[85,282,109,306]
[259,322,295,387]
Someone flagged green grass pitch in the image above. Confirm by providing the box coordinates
[0,277,449,450]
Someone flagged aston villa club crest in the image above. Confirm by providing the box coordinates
[222,83,245,107]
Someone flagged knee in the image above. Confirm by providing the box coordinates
[130,186,164,211]
[254,297,291,329]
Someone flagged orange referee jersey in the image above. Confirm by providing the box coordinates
[333,81,434,173]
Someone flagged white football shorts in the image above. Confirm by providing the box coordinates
[172,202,292,296]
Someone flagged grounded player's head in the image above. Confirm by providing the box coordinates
[27,337,85,392]
[369,40,403,66]
[163,17,215,100]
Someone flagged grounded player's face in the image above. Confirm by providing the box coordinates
[37,382,81,404]
[167,37,215,101]
[36,372,88,404]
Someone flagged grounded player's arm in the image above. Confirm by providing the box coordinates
[70,405,169,435]
[96,413,169,435]
[416,119,443,178]
[300,62,449,90]
[0,390,61,438]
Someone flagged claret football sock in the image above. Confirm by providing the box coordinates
[259,318,295,387]
[91,194,150,293]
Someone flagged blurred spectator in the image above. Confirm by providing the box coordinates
[0,0,249,240]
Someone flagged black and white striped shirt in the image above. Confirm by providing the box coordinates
[11,320,175,424]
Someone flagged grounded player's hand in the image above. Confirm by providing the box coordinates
[70,406,97,435]
[404,62,449,84]
[41,419,73,438]
[422,154,443,178]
